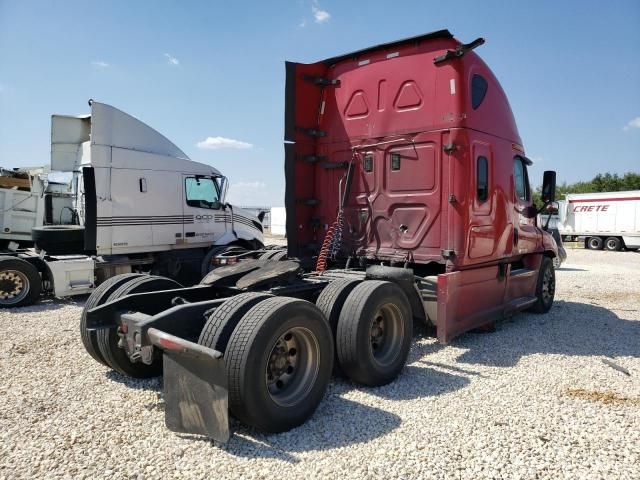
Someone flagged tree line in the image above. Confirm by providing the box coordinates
[533,172,640,208]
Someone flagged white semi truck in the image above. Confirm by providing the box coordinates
[0,101,264,307]
[556,191,640,251]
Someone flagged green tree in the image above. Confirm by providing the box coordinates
[533,171,640,209]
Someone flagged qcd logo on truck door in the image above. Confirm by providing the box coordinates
[195,215,214,222]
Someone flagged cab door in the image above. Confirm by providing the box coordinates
[467,142,496,260]
[182,175,226,245]
[512,156,539,254]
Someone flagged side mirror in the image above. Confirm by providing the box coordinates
[257,211,266,223]
[219,176,229,203]
[541,171,556,203]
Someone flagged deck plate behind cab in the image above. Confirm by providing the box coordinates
[235,260,301,289]
[200,259,264,286]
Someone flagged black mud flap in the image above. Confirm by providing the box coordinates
[147,328,230,443]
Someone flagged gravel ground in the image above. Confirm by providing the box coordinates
[1,249,639,479]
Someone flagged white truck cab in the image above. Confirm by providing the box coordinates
[0,101,264,307]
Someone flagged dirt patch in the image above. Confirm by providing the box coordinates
[565,388,640,406]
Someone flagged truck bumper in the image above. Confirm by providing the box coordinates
[147,328,230,443]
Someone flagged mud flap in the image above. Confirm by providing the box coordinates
[436,266,506,344]
[147,328,229,443]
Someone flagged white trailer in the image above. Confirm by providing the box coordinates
[0,101,264,307]
[0,167,75,247]
[556,191,640,251]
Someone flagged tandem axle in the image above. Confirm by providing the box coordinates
[84,253,555,443]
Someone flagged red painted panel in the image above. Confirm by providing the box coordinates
[285,32,552,269]
[436,266,506,343]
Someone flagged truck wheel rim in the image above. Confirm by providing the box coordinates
[0,270,29,305]
[265,327,320,407]
[369,303,404,367]
[542,267,555,304]
[606,239,616,250]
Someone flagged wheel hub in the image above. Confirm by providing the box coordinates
[267,336,297,387]
[265,327,320,407]
[370,315,385,350]
[368,303,404,367]
[0,271,25,300]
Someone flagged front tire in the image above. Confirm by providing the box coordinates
[0,257,42,308]
[529,257,555,313]
[224,297,333,433]
[336,280,413,386]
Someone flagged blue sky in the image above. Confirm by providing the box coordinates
[1,0,639,206]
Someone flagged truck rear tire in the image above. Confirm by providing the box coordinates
[0,257,42,308]
[32,225,85,254]
[224,297,333,433]
[315,278,361,373]
[97,275,181,378]
[529,257,555,314]
[587,236,603,250]
[604,237,622,251]
[80,273,144,366]
[336,280,412,386]
[198,292,272,354]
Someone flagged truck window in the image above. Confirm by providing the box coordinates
[477,156,488,201]
[391,153,401,171]
[513,157,530,201]
[185,177,220,209]
[363,154,373,172]
[471,74,488,109]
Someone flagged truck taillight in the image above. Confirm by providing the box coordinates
[213,257,238,266]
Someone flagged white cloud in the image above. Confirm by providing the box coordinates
[623,116,640,131]
[196,136,253,150]
[312,1,330,23]
[91,61,109,68]
[233,181,266,189]
[164,53,179,66]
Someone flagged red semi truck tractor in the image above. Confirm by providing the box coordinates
[83,30,559,443]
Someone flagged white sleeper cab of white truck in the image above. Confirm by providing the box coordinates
[556,191,640,251]
[0,101,264,307]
